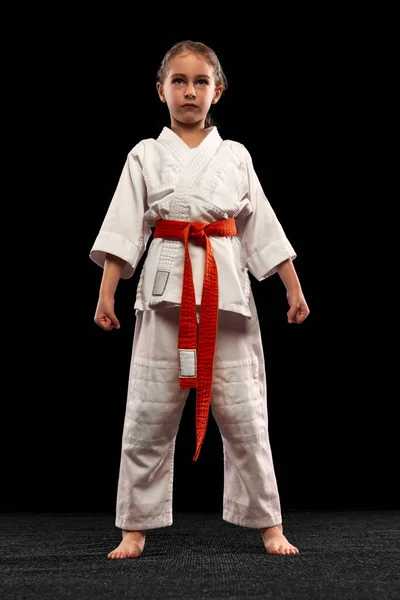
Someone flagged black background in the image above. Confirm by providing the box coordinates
[3,12,395,516]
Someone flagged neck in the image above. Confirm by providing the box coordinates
[169,118,210,141]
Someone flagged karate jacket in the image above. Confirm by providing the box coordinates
[89,126,296,318]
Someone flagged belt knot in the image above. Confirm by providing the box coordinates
[187,222,208,246]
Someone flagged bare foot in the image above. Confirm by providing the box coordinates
[108,529,146,559]
[259,523,299,555]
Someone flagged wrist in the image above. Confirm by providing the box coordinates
[286,284,301,293]
[100,288,116,298]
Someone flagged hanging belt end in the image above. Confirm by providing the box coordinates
[192,444,202,462]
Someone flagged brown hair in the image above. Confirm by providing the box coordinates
[156,40,228,128]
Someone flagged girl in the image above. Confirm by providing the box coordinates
[90,40,310,559]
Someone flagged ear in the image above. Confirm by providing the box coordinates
[212,85,223,104]
[156,82,166,103]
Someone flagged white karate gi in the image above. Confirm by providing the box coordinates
[90,126,297,530]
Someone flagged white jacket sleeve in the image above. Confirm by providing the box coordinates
[89,143,152,279]
[240,146,297,281]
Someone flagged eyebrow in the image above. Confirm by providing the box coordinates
[170,73,211,79]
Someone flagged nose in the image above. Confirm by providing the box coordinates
[184,83,196,98]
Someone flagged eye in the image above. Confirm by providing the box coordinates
[172,78,184,84]
[197,79,208,86]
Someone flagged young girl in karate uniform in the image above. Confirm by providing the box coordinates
[90,40,310,559]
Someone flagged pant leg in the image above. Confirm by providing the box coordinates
[115,306,189,531]
[211,290,283,529]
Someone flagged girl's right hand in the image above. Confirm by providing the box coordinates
[94,294,121,331]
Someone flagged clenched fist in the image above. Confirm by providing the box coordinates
[286,289,310,324]
[94,294,121,331]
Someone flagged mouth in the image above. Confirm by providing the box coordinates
[182,103,197,108]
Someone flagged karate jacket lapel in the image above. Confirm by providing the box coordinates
[149,126,223,304]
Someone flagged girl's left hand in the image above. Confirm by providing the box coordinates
[286,290,310,324]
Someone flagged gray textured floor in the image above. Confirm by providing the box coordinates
[1,510,399,599]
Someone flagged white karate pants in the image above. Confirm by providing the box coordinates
[115,289,282,531]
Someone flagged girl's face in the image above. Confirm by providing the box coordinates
[157,53,222,127]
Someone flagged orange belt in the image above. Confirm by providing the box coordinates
[154,217,237,461]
